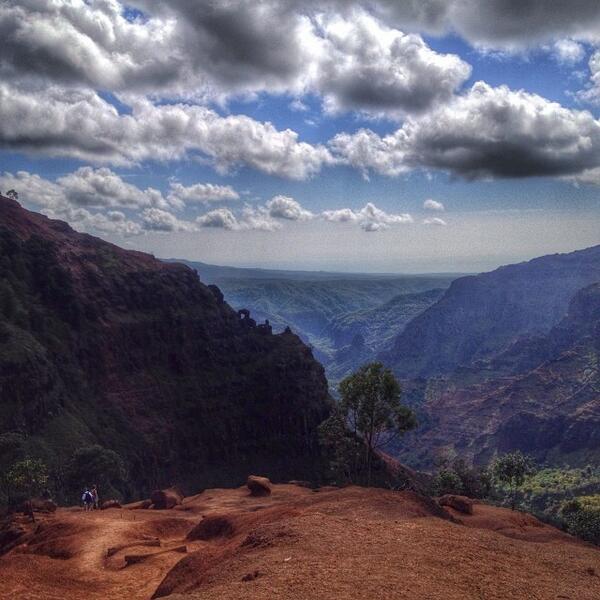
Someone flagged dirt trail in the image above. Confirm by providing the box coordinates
[1,485,599,600]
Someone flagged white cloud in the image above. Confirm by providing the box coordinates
[332,82,600,181]
[577,50,600,105]
[0,169,146,236]
[167,182,239,208]
[0,166,167,212]
[197,205,280,231]
[423,217,447,226]
[316,11,470,117]
[0,1,473,120]
[328,128,409,179]
[141,208,195,232]
[57,166,169,209]
[423,198,445,211]
[266,195,313,220]
[552,39,586,65]
[321,202,412,231]
[0,84,333,179]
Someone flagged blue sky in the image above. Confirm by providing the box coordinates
[1,1,600,272]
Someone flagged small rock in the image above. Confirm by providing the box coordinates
[438,494,474,515]
[150,488,183,510]
[247,475,272,497]
[242,570,262,582]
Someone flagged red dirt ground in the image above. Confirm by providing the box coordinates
[1,484,599,600]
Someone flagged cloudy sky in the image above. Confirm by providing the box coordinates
[1,0,600,272]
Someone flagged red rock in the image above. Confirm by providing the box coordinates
[438,494,474,515]
[101,500,122,510]
[151,488,183,510]
[247,475,272,497]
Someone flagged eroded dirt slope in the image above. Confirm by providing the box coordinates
[1,483,599,600]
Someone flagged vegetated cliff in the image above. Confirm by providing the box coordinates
[324,289,446,383]
[172,258,455,383]
[0,196,332,497]
[392,282,600,468]
[381,245,600,379]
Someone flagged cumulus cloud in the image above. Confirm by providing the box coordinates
[0,1,476,120]
[423,217,447,226]
[197,205,280,231]
[552,39,586,65]
[423,198,444,211]
[0,167,168,211]
[0,84,333,179]
[57,166,170,209]
[266,195,313,220]
[368,0,600,49]
[322,202,412,231]
[332,82,600,181]
[316,11,470,116]
[167,182,239,208]
[577,50,600,105]
[0,169,145,236]
[141,207,195,232]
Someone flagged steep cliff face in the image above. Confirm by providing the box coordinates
[382,246,600,378]
[392,282,600,467]
[0,197,331,495]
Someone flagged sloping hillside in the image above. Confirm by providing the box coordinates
[1,483,598,600]
[392,282,600,467]
[0,196,331,498]
[382,245,600,378]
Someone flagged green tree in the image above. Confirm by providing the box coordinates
[66,445,127,501]
[6,189,18,200]
[318,409,363,484]
[433,469,464,496]
[338,362,417,486]
[5,458,49,518]
[491,451,535,510]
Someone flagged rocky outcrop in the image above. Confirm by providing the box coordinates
[0,196,332,498]
[151,488,183,510]
[438,495,474,515]
[247,475,272,497]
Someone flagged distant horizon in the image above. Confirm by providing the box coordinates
[2,1,600,271]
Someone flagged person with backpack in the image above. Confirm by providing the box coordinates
[81,487,94,511]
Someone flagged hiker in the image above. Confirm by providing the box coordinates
[91,484,99,510]
[81,487,94,511]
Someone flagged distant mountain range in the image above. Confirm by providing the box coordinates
[384,246,600,468]
[169,258,459,384]
[174,247,600,469]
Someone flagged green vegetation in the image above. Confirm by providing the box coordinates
[3,458,48,509]
[320,362,416,486]
[432,458,492,498]
[491,451,535,510]
[65,445,127,502]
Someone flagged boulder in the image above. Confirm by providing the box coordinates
[101,499,122,510]
[150,488,183,510]
[438,494,474,515]
[187,515,235,541]
[127,499,152,510]
[247,475,272,497]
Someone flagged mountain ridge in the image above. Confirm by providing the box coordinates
[0,196,332,498]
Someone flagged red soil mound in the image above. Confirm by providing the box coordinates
[0,484,598,600]
[187,515,236,541]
